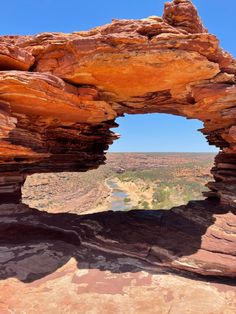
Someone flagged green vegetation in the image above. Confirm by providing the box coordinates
[117,161,212,210]
[23,153,214,213]
[124,197,131,203]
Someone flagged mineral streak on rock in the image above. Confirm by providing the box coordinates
[0,0,236,281]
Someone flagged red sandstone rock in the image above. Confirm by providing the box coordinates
[163,0,207,34]
[0,3,235,200]
[0,0,235,284]
[0,256,235,314]
[0,200,235,278]
[0,71,115,124]
[0,43,34,71]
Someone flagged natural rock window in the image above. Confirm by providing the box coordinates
[0,0,235,280]
[0,0,236,208]
[22,114,217,214]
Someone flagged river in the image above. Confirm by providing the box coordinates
[106,179,132,211]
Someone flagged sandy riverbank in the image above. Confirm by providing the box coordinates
[81,178,113,214]
[109,177,155,209]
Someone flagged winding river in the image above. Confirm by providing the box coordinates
[106,179,132,211]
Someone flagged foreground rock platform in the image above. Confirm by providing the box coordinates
[0,200,235,279]
[0,201,235,313]
[1,259,235,314]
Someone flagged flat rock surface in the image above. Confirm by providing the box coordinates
[0,201,235,313]
[0,257,235,314]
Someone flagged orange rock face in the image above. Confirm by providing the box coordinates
[0,43,34,71]
[0,0,236,206]
[0,0,235,307]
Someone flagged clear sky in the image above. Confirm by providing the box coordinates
[1,0,235,152]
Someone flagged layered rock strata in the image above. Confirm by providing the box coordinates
[0,0,236,280]
[0,203,235,313]
[1,200,235,278]
[0,0,236,205]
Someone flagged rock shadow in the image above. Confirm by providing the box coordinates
[0,199,235,283]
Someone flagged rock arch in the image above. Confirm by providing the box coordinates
[0,0,235,279]
[0,0,235,206]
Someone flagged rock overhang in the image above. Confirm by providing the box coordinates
[0,0,235,207]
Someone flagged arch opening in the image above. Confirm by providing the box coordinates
[0,0,235,282]
[21,113,218,214]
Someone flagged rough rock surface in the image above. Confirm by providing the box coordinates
[0,0,236,311]
[1,200,235,278]
[1,257,235,314]
[0,201,235,313]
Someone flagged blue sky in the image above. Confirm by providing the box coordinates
[1,0,235,152]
